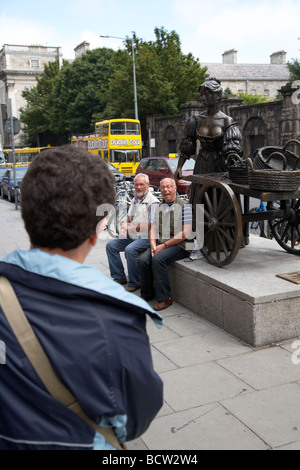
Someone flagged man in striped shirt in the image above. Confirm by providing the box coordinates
[138,178,193,312]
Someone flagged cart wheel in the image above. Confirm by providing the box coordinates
[269,199,300,254]
[193,180,243,267]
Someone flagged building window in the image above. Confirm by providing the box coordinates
[264,89,270,96]
[30,59,40,68]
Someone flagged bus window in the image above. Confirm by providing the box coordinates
[95,124,103,137]
[111,150,141,163]
[127,151,135,163]
[110,122,125,135]
[112,150,126,163]
[102,123,109,136]
[134,150,141,162]
[18,152,39,163]
[103,151,109,161]
[126,122,140,135]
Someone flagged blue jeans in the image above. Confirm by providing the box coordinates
[106,237,150,287]
[138,246,188,301]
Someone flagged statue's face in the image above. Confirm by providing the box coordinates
[200,88,218,108]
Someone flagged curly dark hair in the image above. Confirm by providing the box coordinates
[21,145,116,251]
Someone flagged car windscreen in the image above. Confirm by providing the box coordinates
[167,158,195,172]
[14,168,28,179]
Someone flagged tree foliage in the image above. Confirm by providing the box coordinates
[20,27,208,145]
[101,28,207,118]
[288,59,300,82]
[49,48,124,136]
[20,60,62,146]
[238,92,270,105]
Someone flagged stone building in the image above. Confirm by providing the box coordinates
[202,49,290,99]
[0,44,63,147]
[144,82,300,160]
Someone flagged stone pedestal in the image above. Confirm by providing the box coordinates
[169,235,300,347]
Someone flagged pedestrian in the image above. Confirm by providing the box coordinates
[0,146,163,450]
[139,177,193,312]
[106,173,159,292]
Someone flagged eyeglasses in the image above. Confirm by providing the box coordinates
[160,185,175,190]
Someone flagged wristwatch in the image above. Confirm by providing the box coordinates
[164,242,168,248]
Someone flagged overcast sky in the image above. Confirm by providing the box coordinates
[0,0,299,64]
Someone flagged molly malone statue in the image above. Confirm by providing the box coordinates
[173,77,243,205]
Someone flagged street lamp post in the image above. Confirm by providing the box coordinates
[100,34,138,120]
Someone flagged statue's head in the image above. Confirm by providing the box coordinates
[198,77,223,104]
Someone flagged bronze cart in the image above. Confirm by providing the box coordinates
[186,173,300,268]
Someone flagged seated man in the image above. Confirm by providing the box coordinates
[106,173,159,292]
[0,146,163,450]
[139,177,193,311]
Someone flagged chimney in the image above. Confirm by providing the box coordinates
[74,41,90,58]
[222,49,238,64]
[270,50,287,64]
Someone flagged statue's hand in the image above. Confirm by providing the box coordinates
[173,169,182,180]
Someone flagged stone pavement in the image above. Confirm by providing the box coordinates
[1,199,300,450]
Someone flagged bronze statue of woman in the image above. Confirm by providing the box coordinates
[174,77,243,204]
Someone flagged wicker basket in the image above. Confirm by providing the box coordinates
[246,157,300,191]
[227,153,249,184]
[252,139,300,171]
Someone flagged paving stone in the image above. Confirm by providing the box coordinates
[222,383,300,448]
[141,403,269,450]
[160,362,254,412]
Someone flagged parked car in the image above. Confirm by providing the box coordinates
[0,167,8,184]
[0,166,29,203]
[106,162,125,183]
[135,156,195,194]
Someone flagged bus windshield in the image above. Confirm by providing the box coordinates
[111,150,141,163]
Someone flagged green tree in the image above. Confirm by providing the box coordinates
[20,60,61,146]
[101,27,208,118]
[238,92,269,105]
[288,58,300,81]
[49,48,123,136]
[224,87,233,96]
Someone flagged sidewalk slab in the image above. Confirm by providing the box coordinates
[222,383,300,449]
[141,403,269,450]
[218,346,300,390]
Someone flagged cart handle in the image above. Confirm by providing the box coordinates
[246,154,287,173]
[246,158,254,173]
[266,152,287,170]
[283,139,300,154]
[227,152,244,167]
[269,151,300,170]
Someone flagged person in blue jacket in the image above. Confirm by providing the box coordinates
[0,145,163,450]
